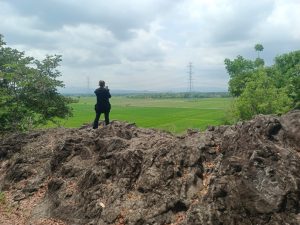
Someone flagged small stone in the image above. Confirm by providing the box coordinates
[13,194,26,202]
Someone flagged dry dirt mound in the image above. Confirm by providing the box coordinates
[0,111,300,225]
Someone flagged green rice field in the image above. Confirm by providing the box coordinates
[53,96,232,134]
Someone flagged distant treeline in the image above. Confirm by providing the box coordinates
[65,92,230,98]
[122,92,229,99]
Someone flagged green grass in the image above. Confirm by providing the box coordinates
[49,96,232,133]
[0,191,6,205]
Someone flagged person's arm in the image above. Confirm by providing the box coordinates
[105,87,111,98]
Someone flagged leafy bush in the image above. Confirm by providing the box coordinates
[234,70,292,120]
[0,34,74,132]
[225,45,298,120]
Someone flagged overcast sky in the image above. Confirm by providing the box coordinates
[1,0,299,92]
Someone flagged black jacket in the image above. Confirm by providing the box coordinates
[94,87,111,113]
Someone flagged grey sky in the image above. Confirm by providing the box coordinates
[1,0,299,92]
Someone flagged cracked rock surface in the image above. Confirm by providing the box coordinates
[0,110,299,225]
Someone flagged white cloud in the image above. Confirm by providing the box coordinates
[1,0,299,91]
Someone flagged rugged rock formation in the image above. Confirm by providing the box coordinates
[0,111,299,225]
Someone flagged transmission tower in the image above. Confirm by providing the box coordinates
[188,62,193,93]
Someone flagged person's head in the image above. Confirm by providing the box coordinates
[99,80,105,88]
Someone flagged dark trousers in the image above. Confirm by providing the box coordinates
[93,111,109,129]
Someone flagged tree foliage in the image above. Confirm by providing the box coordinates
[224,55,257,96]
[0,34,74,132]
[225,44,299,120]
[234,70,292,120]
[254,43,264,58]
[225,44,267,98]
[273,51,300,107]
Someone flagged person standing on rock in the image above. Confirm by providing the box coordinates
[93,80,111,129]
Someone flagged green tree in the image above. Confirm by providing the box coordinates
[0,35,73,132]
[234,70,292,120]
[273,50,300,108]
[225,45,266,97]
[254,43,264,58]
[224,45,298,121]
[224,55,256,96]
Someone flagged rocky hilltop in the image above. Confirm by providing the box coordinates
[0,111,299,225]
